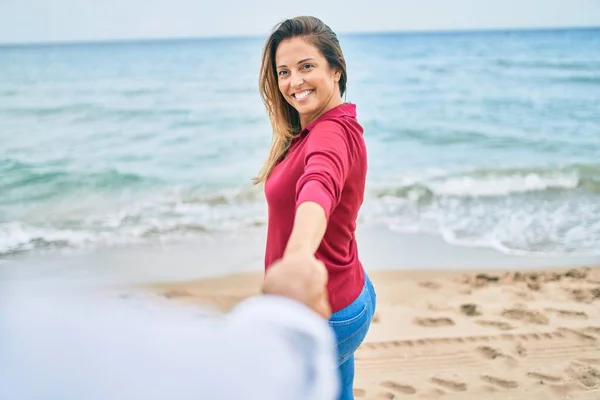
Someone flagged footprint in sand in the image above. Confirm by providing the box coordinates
[474,273,501,283]
[501,308,550,325]
[428,303,454,312]
[564,268,589,279]
[545,308,588,319]
[475,346,519,368]
[566,288,600,303]
[418,281,441,290]
[515,342,527,356]
[476,346,505,359]
[414,317,455,327]
[480,375,519,389]
[558,327,598,342]
[511,290,535,300]
[584,326,600,337]
[380,380,418,395]
[430,376,467,392]
[526,372,563,383]
[460,303,482,316]
[566,361,600,388]
[475,320,516,331]
[353,388,366,397]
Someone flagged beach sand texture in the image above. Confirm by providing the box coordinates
[149,266,600,400]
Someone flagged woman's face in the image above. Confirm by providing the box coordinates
[275,37,341,127]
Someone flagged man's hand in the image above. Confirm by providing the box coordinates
[261,253,331,319]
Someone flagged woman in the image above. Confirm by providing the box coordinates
[254,16,376,400]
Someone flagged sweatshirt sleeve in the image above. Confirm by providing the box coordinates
[224,295,339,400]
[0,289,339,400]
[295,120,356,218]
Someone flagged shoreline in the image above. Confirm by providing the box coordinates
[2,225,599,288]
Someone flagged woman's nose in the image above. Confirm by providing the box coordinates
[290,71,304,88]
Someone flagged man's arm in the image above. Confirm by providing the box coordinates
[0,256,337,400]
[226,294,339,400]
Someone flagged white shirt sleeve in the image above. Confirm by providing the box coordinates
[225,295,340,400]
[0,288,338,400]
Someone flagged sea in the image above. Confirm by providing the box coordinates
[1,27,600,260]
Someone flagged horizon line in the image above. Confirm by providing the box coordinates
[1,24,598,48]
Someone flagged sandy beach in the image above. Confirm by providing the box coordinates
[149,265,600,400]
[2,227,599,399]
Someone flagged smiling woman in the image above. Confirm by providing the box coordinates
[254,16,376,400]
[274,39,342,128]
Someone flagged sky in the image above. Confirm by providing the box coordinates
[0,0,599,44]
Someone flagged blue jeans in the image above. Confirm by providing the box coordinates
[328,273,376,400]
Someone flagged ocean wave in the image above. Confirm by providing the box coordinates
[384,215,600,257]
[365,164,600,256]
[0,222,105,256]
[2,104,194,120]
[0,159,152,204]
[0,186,267,256]
[120,88,167,97]
[0,90,17,97]
[168,119,211,129]
[555,75,600,85]
[374,164,599,199]
[493,59,600,72]
[178,186,264,205]
[379,126,584,155]
[0,220,213,257]
[3,103,97,117]
[103,108,192,120]
[71,107,195,123]
[393,128,492,146]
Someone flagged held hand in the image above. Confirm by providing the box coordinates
[262,252,331,319]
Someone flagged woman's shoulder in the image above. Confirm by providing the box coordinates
[313,114,364,142]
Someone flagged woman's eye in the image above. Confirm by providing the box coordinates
[303,64,313,70]
[278,70,288,76]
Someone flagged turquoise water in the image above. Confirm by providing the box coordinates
[1,28,599,257]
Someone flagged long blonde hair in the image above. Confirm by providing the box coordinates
[253,16,348,185]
